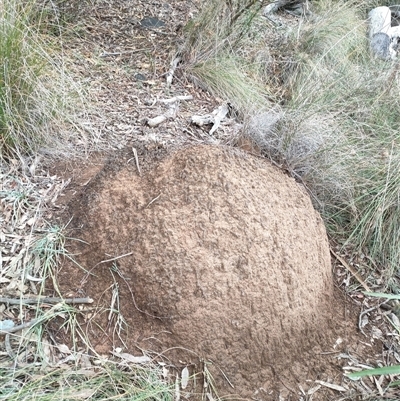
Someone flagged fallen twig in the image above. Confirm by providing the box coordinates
[96,252,134,266]
[99,49,150,57]
[166,56,181,86]
[192,104,229,135]
[330,249,371,292]
[0,297,94,305]
[144,193,161,208]
[159,95,193,104]
[315,380,347,392]
[132,147,141,175]
[0,318,39,335]
[210,104,229,135]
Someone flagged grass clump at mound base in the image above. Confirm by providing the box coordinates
[0,359,173,401]
[0,0,88,160]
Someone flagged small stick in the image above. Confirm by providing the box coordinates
[330,249,371,292]
[0,318,39,335]
[218,366,235,388]
[99,49,150,57]
[159,95,193,104]
[96,252,134,266]
[0,297,94,305]
[145,194,161,208]
[132,147,141,175]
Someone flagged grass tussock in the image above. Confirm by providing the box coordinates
[280,1,400,281]
[182,0,272,114]
[0,359,173,401]
[0,0,90,160]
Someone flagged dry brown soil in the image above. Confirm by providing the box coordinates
[54,144,380,401]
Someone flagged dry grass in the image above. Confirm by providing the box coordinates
[0,0,94,161]
[181,0,272,115]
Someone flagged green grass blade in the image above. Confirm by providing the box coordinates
[364,292,400,300]
[347,365,400,379]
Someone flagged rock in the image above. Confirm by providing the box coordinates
[368,6,392,39]
[0,320,14,331]
[371,32,391,60]
[147,115,167,127]
[140,17,165,29]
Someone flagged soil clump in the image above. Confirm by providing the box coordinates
[58,144,374,400]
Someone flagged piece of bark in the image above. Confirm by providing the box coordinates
[166,56,181,86]
[147,115,167,127]
[209,104,229,135]
[191,104,229,135]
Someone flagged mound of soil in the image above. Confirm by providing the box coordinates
[59,145,358,399]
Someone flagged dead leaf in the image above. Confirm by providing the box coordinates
[315,380,347,392]
[111,351,150,364]
[390,313,400,329]
[57,344,71,354]
[371,326,383,340]
[41,339,54,365]
[181,366,189,389]
[307,384,321,395]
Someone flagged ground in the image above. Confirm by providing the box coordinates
[1,0,400,400]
